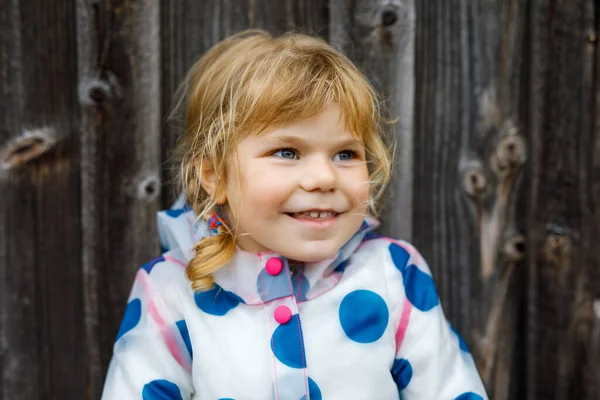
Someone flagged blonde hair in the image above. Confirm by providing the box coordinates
[173,29,393,291]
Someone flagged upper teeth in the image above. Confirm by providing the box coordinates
[294,211,336,218]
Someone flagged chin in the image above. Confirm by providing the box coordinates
[284,243,340,263]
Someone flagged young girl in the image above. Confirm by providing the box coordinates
[101,30,488,400]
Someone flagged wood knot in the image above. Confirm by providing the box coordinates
[543,231,572,267]
[79,72,121,107]
[490,133,526,177]
[503,235,526,261]
[462,166,488,198]
[136,174,161,201]
[381,10,398,27]
[1,128,57,170]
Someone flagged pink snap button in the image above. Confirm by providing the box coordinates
[265,257,283,276]
[274,305,292,324]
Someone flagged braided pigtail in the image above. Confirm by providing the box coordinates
[186,208,236,291]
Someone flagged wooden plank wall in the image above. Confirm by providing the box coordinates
[527,0,600,397]
[411,1,529,398]
[76,2,162,397]
[0,1,598,399]
[1,1,84,398]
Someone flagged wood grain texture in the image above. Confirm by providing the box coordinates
[76,1,161,398]
[160,0,328,206]
[329,0,415,241]
[527,0,600,398]
[590,1,600,395]
[412,1,528,397]
[0,0,84,399]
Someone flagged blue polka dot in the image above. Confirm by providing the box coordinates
[257,266,293,302]
[339,290,389,343]
[391,358,412,390]
[450,323,470,353]
[300,377,322,400]
[194,284,244,316]
[455,393,483,400]
[291,271,310,301]
[402,264,439,311]
[176,320,193,359]
[271,314,306,368]
[165,204,192,218]
[389,243,410,271]
[142,379,183,400]
[116,298,142,341]
[141,255,165,274]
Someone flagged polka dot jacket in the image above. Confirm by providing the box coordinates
[101,197,488,400]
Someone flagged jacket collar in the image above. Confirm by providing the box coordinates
[157,194,379,304]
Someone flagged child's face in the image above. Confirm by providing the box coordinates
[223,103,370,262]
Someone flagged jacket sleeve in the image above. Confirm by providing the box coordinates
[101,266,194,399]
[387,241,488,399]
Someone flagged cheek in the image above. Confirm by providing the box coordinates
[237,169,291,211]
[345,169,370,206]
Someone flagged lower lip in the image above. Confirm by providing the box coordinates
[286,214,340,229]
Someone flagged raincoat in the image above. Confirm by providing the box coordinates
[101,197,488,399]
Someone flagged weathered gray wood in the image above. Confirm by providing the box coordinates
[160,0,328,206]
[409,1,528,398]
[590,4,600,396]
[329,0,415,242]
[0,0,85,398]
[76,1,162,398]
[526,0,600,398]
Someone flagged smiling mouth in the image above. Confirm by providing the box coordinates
[287,211,340,219]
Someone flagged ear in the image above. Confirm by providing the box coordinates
[199,159,227,204]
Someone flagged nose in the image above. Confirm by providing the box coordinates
[300,156,337,192]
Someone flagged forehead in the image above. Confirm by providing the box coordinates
[258,103,363,144]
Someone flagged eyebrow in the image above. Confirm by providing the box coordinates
[269,135,363,148]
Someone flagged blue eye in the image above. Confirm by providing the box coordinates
[272,148,298,159]
[333,150,356,161]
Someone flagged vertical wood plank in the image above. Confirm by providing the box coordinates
[0,0,84,398]
[329,0,416,242]
[160,0,328,206]
[527,0,600,398]
[409,0,528,397]
[76,1,161,398]
[589,1,600,395]
[0,3,37,397]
